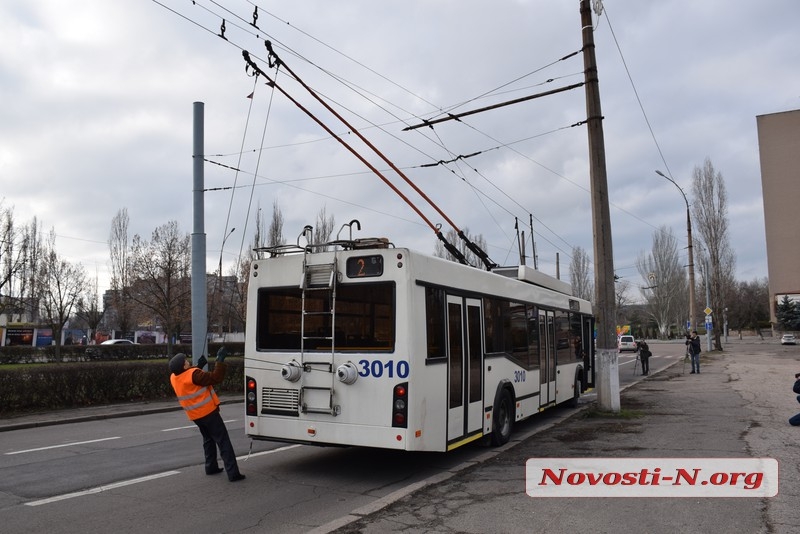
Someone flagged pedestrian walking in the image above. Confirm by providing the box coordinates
[686,331,702,374]
[169,347,245,482]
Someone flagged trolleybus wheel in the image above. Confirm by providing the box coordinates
[491,388,514,446]
[567,373,581,408]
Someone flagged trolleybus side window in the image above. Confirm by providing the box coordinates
[482,297,539,370]
[256,283,395,351]
[425,287,447,361]
[554,310,571,366]
[569,313,585,362]
[526,307,541,370]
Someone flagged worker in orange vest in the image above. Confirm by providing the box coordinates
[169,347,245,482]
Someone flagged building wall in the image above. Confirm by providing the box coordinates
[757,109,800,326]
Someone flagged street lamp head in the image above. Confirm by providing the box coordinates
[654,169,688,206]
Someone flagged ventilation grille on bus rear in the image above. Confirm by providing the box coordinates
[261,387,300,416]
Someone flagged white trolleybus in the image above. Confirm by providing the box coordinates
[244,228,595,452]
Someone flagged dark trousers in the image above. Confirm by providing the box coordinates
[194,409,241,480]
[640,355,649,375]
[791,395,800,426]
[690,352,700,373]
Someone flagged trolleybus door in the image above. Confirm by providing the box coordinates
[446,296,483,442]
[539,309,557,406]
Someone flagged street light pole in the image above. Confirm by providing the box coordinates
[655,170,696,333]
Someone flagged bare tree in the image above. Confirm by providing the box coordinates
[313,205,336,250]
[614,277,633,332]
[267,200,285,248]
[228,201,287,336]
[636,227,686,338]
[74,276,104,343]
[0,203,28,318]
[108,208,136,334]
[433,228,488,268]
[692,158,735,350]
[37,230,87,358]
[129,220,191,355]
[19,217,44,323]
[728,278,769,338]
[569,246,594,302]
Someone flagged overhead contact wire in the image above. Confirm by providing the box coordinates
[242,51,439,234]
[253,43,495,267]
[260,43,461,235]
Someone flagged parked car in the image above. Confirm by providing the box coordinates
[86,338,138,358]
[100,339,136,345]
[781,334,796,345]
[618,335,637,352]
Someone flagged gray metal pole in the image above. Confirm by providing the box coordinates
[704,258,712,353]
[191,102,208,366]
[655,170,696,334]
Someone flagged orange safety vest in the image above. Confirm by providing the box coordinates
[170,369,220,421]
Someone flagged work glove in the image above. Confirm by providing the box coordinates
[216,346,229,363]
[197,355,208,369]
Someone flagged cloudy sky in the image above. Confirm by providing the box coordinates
[1,0,797,303]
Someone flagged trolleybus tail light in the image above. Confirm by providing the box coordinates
[392,382,408,428]
[246,376,257,416]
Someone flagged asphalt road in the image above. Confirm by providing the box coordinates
[0,402,501,533]
[0,340,771,533]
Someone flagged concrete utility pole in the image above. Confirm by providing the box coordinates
[580,0,619,412]
[191,102,208,367]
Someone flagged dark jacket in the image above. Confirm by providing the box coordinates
[688,336,701,355]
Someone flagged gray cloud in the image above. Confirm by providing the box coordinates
[2,0,796,300]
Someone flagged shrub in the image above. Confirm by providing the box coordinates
[0,358,243,417]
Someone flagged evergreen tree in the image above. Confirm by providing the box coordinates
[776,295,800,331]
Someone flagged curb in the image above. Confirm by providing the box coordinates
[0,398,243,433]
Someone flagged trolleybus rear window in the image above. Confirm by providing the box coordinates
[256,282,395,351]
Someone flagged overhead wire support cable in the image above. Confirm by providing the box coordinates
[262,42,495,269]
[244,44,495,269]
[241,51,439,238]
[403,82,585,131]
[258,43,463,247]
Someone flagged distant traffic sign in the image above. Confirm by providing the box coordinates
[704,307,713,316]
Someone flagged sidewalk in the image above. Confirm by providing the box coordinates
[320,341,800,534]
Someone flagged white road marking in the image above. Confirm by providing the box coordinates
[161,424,196,432]
[238,444,301,461]
[24,445,301,506]
[25,471,180,506]
[5,436,121,455]
[162,418,238,432]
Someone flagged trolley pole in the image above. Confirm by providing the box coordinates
[580,0,619,412]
